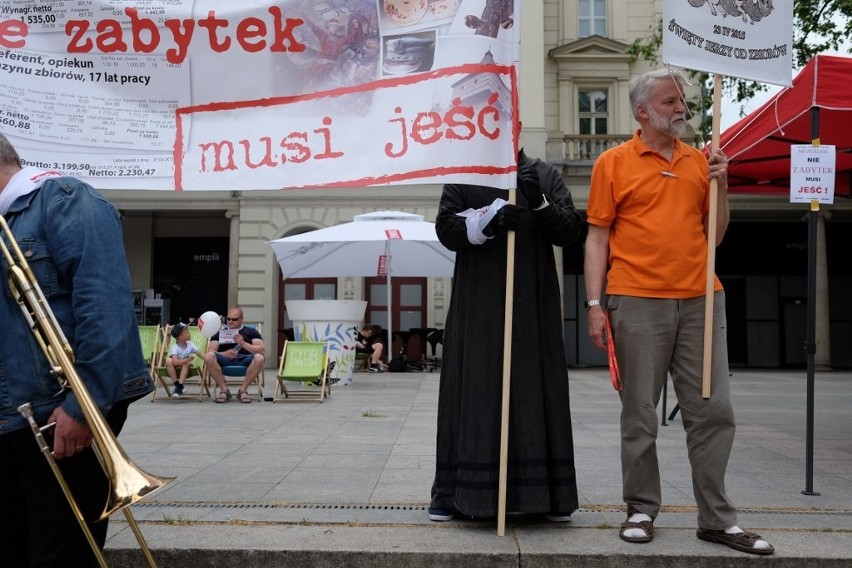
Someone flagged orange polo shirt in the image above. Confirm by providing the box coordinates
[587,131,722,298]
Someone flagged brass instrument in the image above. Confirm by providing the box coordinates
[1,215,173,568]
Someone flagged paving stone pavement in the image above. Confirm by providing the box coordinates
[102,368,852,566]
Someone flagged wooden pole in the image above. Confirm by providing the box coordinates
[497,188,516,536]
[702,74,723,399]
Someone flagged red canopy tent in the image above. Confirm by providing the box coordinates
[720,54,852,198]
[719,54,852,496]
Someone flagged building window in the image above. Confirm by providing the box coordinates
[579,0,607,37]
[578,88,608,135]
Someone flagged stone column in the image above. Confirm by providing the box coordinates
[815,211,832,370]
[519,0,546,158]
[342,277,356,300]
[226,210,239,308]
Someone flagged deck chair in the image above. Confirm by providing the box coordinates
[187,326,209,380]
[206,323,265,401]
[138,325,161,366]
[150,325,209,401]
[184,326,210,399]
[273,340,331,402]
[424,328,443,372]
[403,334,426,371]
[355,351,371,371]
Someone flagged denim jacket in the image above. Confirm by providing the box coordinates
[0,177,153,434]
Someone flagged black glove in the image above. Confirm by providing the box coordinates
[517,149,544,209]
[483,204,523,237]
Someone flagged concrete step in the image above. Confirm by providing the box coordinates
[105,520,852,567]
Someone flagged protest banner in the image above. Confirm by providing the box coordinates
[0,0,521,190]
[790,144,836,205]
[662,0,793,86]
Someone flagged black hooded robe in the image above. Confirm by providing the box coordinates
[430,154,584,517]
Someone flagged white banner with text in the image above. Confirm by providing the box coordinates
[662,0,793,86]
[0,0,521,190]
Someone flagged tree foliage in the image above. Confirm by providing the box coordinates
[628,1,852,135]
[793,0,852,66]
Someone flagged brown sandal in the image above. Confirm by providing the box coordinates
[619,507,654,543]
[237,389,251,403]
[214,389,232,404]
[697,528,774,555]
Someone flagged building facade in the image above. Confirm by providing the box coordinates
[105,1,851,369]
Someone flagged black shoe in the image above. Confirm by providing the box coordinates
[173,383,184,397]
[369,364,383,373]
[427,507,455,521]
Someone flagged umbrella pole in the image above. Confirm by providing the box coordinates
[497,188,517,537]
[702,74,723,399]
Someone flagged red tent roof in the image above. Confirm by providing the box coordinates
[720,54,852,198]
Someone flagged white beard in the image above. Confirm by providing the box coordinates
[649,109,689,139]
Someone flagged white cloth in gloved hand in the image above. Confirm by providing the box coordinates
[457,198,509,245]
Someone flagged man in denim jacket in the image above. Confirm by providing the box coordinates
[0,134,154,567]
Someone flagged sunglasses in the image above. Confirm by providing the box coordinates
[226,317,241,321]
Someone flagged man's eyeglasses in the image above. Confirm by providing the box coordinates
[226,317,241,321]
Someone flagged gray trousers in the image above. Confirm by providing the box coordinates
[608,292,737,529]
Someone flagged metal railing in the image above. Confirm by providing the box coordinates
[563,134,632,162]
[562,134,698,162]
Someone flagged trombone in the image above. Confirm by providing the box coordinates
[1,215,173,568]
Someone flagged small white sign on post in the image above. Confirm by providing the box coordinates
[790,145,836,205]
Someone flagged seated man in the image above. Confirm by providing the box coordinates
[356,324,386,372]
[203,307,265,403]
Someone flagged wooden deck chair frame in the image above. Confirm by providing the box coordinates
[203,323,265,401]
[274,340,331,402]
[151,324,210,402]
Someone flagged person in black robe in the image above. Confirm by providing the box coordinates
[429,149,584,520]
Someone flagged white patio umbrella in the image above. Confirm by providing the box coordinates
[268,211,455,354]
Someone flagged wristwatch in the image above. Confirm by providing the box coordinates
[583,299,601,311]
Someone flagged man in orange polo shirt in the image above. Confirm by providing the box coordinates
[584,68,774,555]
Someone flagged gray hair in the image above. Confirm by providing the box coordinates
[0,133,21,168]
[628,68,686,121]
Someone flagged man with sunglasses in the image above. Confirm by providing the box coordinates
[203,307,265,403]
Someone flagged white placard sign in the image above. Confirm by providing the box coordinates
[662,0,793,86]
[790,145,836,204]
[217,328,238,345]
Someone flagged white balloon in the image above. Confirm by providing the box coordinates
[198,311,222,338]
